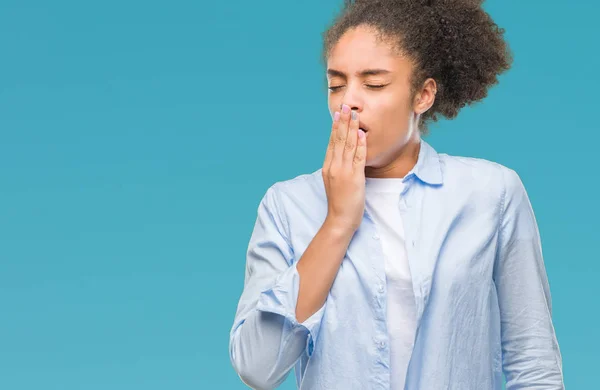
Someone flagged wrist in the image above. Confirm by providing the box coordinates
[323,217,357,240]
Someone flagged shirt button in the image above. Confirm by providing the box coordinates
[378,285,384,293]
[373,234,380,240]
[378,341,386,349]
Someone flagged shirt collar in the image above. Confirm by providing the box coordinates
[405,139,443,185]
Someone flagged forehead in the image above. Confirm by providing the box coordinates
[327,26,411,73]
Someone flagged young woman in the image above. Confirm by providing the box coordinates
[229,1,564,389]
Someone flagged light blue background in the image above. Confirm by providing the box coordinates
[1,0,597,388]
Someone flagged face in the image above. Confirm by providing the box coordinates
[326,25,436,171]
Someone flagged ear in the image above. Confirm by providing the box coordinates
[413,78,437,114]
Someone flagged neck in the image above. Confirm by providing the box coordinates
[365,133,421,179]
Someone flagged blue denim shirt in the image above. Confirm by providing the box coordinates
[229,139,564,389]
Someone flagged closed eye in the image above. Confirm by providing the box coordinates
[366,84,386,89]
[328,84,388,92]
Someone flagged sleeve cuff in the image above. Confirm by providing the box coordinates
[255,261,326,356]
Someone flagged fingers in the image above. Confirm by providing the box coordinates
[323,111,340,171]
[342,109,359,164]
[353,128,367,171]
[331,104,352,168]
[324,104,366,176]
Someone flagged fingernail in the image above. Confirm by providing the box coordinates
[351,110,357,121]
[334,111,340,121]
[342,104,350,114]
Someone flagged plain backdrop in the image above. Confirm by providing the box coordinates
[1,0,598,389]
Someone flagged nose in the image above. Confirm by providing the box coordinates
[339,103,361,112]
[340,85,364,112]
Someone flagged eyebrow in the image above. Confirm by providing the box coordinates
[326,68,391,78]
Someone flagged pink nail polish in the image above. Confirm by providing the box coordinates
[342,104,350,114]
[334,112,340,121]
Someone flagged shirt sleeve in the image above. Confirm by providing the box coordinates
[229,184,326,390]
[494,168,564,389]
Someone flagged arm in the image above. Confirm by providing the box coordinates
[494,168,564,389]
[229,184,354,390]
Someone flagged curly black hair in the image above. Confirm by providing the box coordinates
[321,0,513,134]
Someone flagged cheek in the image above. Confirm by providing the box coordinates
[328,94,340,110]
[375,97,408,128]
[327,101,337,119]
[384,93,412,123]
[375,107,411,143]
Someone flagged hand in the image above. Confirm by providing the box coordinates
[322,104,368,234]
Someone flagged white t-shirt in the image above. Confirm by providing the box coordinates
[365,177,417,390]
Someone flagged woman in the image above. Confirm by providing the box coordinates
[229,0,564,389]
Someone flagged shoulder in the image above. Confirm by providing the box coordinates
[440,153,506,178]
[442,152,521,185]
[267,168,325,200]
[437,152,526,208]
[259,168,326,223]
